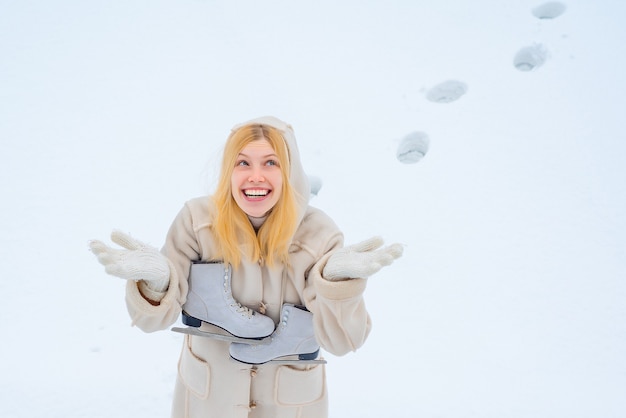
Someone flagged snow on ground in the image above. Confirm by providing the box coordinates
[1,1,625,417]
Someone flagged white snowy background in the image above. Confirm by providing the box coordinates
[1,0,625,417]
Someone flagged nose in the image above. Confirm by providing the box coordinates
[248,167,265,183]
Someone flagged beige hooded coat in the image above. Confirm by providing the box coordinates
[124,116,372,418]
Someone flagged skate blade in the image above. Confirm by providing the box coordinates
[171,327,272,345]
[268,358,327,365]
[230,352,327,366]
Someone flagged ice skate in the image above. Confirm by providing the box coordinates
[229,303,323,365]
[179,262,275,340]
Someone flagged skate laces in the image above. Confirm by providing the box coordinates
[275,307,289,334]
[231,299,253,317]
[223,268,253,318]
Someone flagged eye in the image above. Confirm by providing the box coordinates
[265,159,279,167]
[236,160,249,167]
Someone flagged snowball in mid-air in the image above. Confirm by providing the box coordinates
[426,80,468,103]
[532,2,567,19]
[308,175,322,196]
[396,131,430,164]
[513,44,548,71]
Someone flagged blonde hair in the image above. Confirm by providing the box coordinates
[212,124,299,268]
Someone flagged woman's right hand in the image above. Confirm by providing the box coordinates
[89,230,170,292]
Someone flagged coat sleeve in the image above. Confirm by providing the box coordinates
[301,225,372,357]
[125,202,201,332]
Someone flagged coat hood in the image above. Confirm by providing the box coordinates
[230,116,311,226]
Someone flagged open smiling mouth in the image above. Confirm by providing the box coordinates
[244,189,270,199]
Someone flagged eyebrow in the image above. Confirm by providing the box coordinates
[238,152,278,159]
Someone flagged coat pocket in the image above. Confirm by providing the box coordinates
[178,337,211,400]
[275,364,326,406]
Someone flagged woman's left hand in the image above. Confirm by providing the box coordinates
[322,236,403,281]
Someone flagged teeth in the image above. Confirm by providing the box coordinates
[244,189,269,197]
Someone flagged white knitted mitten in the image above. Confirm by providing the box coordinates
[89,230,170,293]
[322,236,403,281]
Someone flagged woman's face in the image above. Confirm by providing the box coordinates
[231,138,283,218]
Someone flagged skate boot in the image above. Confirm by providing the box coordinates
[181,262,275,339]
[229,303,320,364]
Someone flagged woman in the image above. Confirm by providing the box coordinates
[90,116,403,417]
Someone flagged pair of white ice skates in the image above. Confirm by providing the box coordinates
[174,262,321,365]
